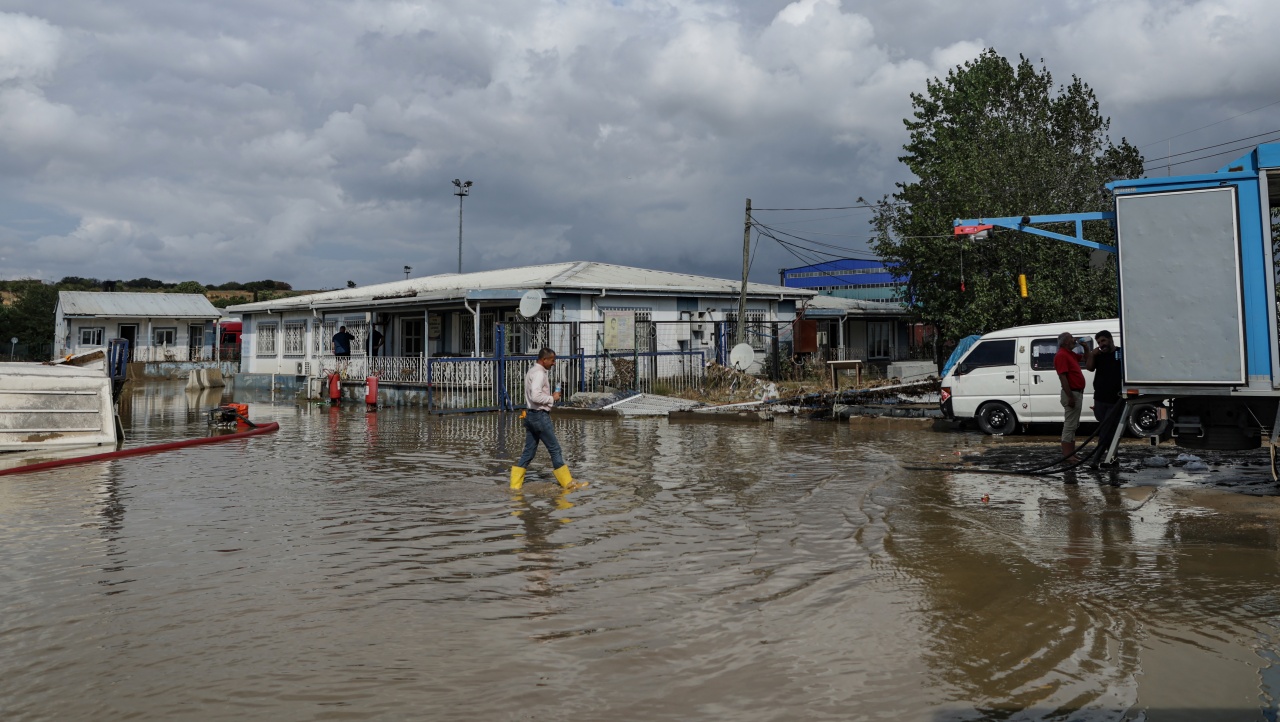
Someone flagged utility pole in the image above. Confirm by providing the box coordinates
[452,179,472,274]
[736,198,751,347]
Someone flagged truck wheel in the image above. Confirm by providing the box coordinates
[1127,402,1169,438]
[976,402,1018,435]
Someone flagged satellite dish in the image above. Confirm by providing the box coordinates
[518,290,544,318]
[729,343,755,371]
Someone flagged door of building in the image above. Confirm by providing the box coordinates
[118,324,138,361]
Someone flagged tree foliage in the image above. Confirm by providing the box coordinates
[869,49,1144,362]
[172,281,207,294]
[0,280,59,354]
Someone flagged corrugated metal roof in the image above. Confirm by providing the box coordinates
[803,295,905,317]
[58,292,221,318]
[228,261,814,313]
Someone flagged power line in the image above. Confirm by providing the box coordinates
[752,202,905,211]
[750,219,881,257]
[1143,127,1280,165]
[1147,132,1280,170]
[1139,98,1280,149]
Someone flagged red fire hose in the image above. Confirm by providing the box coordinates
[0,422,280,477]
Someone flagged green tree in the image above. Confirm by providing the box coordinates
[0,280,59,355]
[124,277,167,289]
[869,49,1143,366]
[211,296,250,309]
[172,281,207,294]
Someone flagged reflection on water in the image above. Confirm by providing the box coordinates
[2,382,1280,720]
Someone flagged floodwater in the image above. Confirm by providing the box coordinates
[4,383,1280,720]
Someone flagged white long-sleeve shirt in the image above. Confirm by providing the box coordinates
[524,362,555,411]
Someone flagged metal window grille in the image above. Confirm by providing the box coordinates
[347,321,369,355]
[724,311,766,351]
[283,322,306,357]
[314,321,336,354]
[257,324,278,357]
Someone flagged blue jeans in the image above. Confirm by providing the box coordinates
[518,410,564,469]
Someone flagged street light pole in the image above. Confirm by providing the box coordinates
[452,179,473,274]
[404,265,412,280]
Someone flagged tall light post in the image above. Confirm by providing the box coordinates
[403,265,412,280]
[452,179,473,274]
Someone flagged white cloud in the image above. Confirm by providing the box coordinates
[0,12,62,84]
[1,0,1278,286]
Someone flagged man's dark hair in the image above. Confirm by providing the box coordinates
[338,326,346,331]
[1096,330,1112,340]
[537,347,556,361]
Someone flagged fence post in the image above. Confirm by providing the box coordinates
[426,357,434,412]
[771,321,780,381]
[496,323,507,409]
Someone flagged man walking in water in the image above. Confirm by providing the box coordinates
[510,347,584,491]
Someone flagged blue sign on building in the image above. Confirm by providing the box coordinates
[779,259,906,303]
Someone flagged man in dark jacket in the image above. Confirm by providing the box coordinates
[1087,329,1123,440]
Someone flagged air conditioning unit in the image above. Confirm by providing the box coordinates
[296,361,310,376]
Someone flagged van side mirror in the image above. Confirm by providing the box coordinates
[956,363,970,376]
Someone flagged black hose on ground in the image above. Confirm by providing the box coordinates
[903,398,1130,477]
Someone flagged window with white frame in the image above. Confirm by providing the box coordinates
[283,322,306,357]
[153,327,177,346]
[258,323,278,357]
[868,321,893,359]
[79,327,104,346]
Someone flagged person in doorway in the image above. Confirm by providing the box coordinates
[332,326,355,357]
[1055,331,1088,460]
[370,327,384,357]
[1086,329,1123,434]
[510,347,584,492]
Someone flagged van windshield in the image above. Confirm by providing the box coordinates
[959,339,1016,370]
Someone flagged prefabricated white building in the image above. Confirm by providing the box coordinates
[228,261,818,377]
[54,292,223,362]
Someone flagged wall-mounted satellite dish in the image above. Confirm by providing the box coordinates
[729,343,755,371]
[518,290,544,319]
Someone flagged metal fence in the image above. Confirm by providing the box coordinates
[316,323,707,413]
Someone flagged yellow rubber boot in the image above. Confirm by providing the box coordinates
[553,465,586,491]
[509,466,526,490]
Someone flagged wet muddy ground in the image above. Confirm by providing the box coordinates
[3,382,1280,720]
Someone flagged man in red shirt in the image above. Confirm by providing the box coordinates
[1054,331,1087,459]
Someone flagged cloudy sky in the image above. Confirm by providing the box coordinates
[1,0,1278,290]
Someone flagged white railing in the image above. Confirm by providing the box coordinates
[130,345,214,362]
[312,355,441,384]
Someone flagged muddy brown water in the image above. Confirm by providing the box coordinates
[4,382,1280,720]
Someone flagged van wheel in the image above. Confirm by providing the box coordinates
[976,402,1018,435]
[1127,402,1169,438]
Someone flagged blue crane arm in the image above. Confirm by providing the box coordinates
[953,212,1116,253]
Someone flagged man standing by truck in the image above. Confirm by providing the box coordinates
[1087,329,1123,439]
[1055,331,1087,459]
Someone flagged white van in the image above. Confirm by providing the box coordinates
[939,318,1161,436]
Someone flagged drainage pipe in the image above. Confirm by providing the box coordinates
[0,422,280,477]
